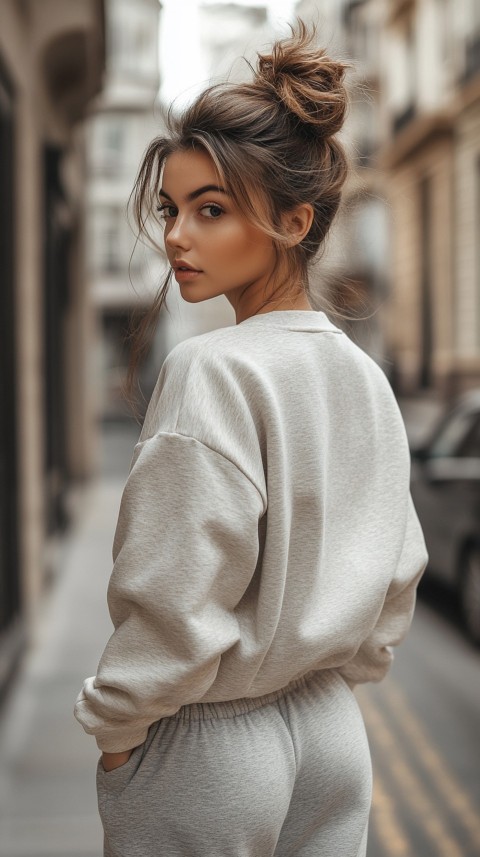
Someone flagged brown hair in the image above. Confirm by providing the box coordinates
[125,19,351,412]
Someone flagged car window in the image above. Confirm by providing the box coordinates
[428,409,478,458]
[456,413,480,458]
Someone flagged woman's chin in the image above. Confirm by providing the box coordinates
[179,291,209,304]
[178,283,223,304]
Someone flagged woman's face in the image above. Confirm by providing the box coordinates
[159,148,278,315]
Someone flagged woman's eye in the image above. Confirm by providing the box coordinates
[199,204,224,219]
[157,203,177,219]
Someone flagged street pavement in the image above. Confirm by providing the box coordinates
[0,396,470,857]
[0,420,141,857]
[359,588,480,857]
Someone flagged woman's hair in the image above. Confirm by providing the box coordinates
[125,19,351,410]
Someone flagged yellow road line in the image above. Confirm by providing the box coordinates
[383,680,480,851]
[358,691,464,857]
[370,768,414,857]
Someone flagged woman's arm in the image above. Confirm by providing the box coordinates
[74,431,265,753]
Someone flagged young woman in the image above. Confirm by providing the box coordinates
[74,21,428,857]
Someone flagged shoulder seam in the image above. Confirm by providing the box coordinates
[134,430,267,511]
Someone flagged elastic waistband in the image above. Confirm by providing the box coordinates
[171,668,328,723]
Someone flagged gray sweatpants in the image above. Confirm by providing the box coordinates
[96,668,372,856]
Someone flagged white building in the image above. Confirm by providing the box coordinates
[86,0,166,420]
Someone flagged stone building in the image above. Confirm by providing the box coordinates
[379,0,480,396]
[0,1,105,695]
[297,0,480,397]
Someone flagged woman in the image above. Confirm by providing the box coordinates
[74,20,428,857]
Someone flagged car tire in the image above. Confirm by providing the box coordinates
[459,545,480,646]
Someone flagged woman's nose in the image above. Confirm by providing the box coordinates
[165,216,191,252]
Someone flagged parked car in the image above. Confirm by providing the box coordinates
[410,388,480,645]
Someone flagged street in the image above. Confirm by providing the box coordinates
[0,419,478,857]
[358,582,480,857]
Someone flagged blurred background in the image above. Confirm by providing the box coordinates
[0,0,479,855]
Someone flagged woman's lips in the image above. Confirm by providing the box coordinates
[174,267,203,283]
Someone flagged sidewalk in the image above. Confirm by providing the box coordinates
[0,422,140,857]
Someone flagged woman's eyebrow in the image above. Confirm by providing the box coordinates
[159,184,229,202]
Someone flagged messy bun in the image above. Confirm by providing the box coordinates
[127,19,352,411]
[255,22,347,138]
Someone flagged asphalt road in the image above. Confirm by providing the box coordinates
[358,578,480,857]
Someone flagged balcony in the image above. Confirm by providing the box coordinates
[380,109,453,170]
[34,0,105,125]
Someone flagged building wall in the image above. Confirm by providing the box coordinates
[86,0,165,421]
[294,0,392,366]
[381,0,480,395]
[0,0,104,691]
[386,138,453,390]
[454,100,480,368]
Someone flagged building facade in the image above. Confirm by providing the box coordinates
[0,0,105,696]
[379,0,480,396]
[294,0,392,367]
[297,0,480,397]
[85,0,165,421]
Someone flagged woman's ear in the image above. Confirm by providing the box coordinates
[282,204,314,247]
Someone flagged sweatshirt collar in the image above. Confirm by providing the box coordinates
[237,310,343,334]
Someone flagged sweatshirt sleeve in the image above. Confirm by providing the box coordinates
[337,492,428,688]
[73,431,265,752]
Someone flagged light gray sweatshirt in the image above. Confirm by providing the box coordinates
[74,309,428,752]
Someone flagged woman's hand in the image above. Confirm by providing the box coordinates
[101,748,134,772]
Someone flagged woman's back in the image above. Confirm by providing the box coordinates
[131,308,427,700]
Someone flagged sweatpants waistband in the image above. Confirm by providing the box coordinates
[170,668,330,723]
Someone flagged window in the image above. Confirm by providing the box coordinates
[100,117,125,177]
[90,207,122,273]
[88,116,127,178]
[104,119,123,155]
[102,224,120,273]
[392,15,417,133]
[464,0,480,79]
[115,18,157,80]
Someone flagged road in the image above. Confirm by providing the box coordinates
[359,578,480,857]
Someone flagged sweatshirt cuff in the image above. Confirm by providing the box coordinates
[73,693,150,753]
[94,730,148,754]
